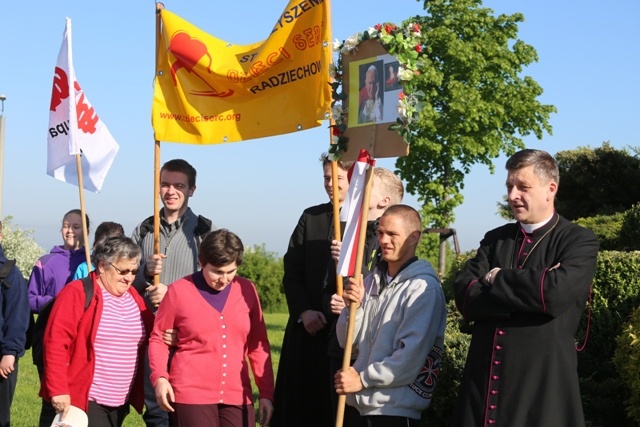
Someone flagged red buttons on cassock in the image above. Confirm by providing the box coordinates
[491,390,498,395]
[493,360,501,365]
[492,375,499,380]
[495,345,502,350]
[498,330,505,335]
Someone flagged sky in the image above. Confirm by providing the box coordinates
[1,0,638,257]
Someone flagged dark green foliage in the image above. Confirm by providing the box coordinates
[574,212,624,251]
[237,244,286,313]
[555,143,640,220]
[614,305,640,425]
[618,203,640,251]
[578,251,640,426]
[417,232,441,268]
[440,252,474,301]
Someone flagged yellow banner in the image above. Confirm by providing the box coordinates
[152,1,332,144]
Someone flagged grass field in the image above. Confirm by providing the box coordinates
[10,312,288,427]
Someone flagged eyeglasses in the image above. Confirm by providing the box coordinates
[108,262,139,276]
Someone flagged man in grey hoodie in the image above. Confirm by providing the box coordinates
[335,205,447,427]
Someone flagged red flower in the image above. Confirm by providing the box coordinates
[384,23,395,34]
[415,44,423,53]
[412,23,421,33]
[398,92,405,101]
[374,23,382,31]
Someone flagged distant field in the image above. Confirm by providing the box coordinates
[11,312,288,427]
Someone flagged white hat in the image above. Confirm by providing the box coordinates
[50,405,88,427]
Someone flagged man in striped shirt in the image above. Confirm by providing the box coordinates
[131,158,215,427]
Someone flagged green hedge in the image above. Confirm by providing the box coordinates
[614,305,640,425]
[618,203,640,251]
[579,251,640,427]
[237,244,287,313]
[575,212,624,250]
[575,203,640,251]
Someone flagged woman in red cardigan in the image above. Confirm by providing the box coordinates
[40,236,155,427]
[149,229,274,427]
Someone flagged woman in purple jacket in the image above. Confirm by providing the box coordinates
[28,209,90,313]
[28,209,90,426]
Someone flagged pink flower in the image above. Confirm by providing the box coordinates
[398,92,406,101]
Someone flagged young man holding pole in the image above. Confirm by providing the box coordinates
[327,167,404,426]
[335,205,446,427]
[131,158,215,427]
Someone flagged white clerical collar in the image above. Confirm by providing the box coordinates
[520,213,555,234]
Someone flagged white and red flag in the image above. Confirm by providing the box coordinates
[337,149,376,277]
[47,17,118,192]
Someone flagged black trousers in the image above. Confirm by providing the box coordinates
[0,359,18,427]
[88,400,130,427]
[37,364,57,427]
[358,415,420,427]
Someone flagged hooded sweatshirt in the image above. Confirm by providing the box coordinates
[28,245,86,313]
[337,258,447,419]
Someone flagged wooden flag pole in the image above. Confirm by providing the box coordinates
[335,164,375,427]
[74,154,92,272]
[152,2,165,286]
[331,160,344,295]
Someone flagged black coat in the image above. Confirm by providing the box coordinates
[452,213,599,427]
[272,203,336,427]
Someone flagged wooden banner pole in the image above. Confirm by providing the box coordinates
[335,164,375,427]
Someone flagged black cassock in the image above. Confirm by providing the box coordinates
[272,202,335,427]
[453,213,599,427]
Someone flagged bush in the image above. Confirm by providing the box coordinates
[618,203,640,251]
[1,216,45,279]
[575,212,624,251]
[579,251,640,426]
[238,244,286,313]
[614,305,640,424]
[555,143,640,220]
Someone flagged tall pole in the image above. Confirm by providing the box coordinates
[0,94,6,219]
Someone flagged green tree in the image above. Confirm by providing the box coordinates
[391,0,555,229]
[1,216,45,279]
[555,142,640,220]
[237,244,286,313]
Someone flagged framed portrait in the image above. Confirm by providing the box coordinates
[340,39,409,160]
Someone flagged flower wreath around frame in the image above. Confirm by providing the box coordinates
[328,22,426,159]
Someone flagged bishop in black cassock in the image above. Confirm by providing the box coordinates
[453,149,599,427]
